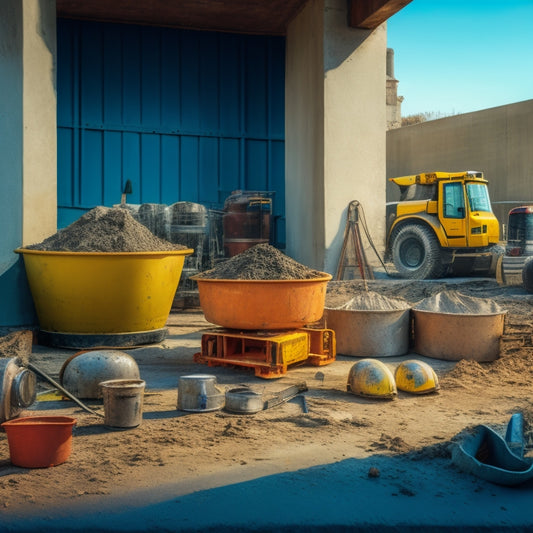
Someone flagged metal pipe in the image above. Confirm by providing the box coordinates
[27,363,104,418]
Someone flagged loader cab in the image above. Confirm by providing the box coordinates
[439,181,467,246]
[439,178,496,248]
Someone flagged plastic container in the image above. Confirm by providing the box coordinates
[192,275,332,330]
[1,416,76,468]
[100,379,146,429]
[15,249,193,334]
[324,307,410,357]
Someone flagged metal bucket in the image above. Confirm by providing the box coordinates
[324,307,410,357]
[177,374,225,412]
[225,387,264,414]
[413,310,507,362]
[100,379,145,429]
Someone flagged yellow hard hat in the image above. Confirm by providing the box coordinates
[394,359,440,394]
[347,359,397,400]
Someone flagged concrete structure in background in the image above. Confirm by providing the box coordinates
[0,1,57,327]
[286,1,387,274]
[0,0,407,327]
[386,99,533,233]
[386,48,403,130]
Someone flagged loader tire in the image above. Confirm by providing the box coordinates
[522,257,533,294]
[391,224,445,280]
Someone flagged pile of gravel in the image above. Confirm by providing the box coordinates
[195,244,325,280]
[333,291,410,311]
[25,206,188,253]
[413,290,504,315]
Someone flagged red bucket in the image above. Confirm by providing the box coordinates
[1,416,76,468]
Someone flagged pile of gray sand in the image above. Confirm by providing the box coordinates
[24,206,188,253]
[333,290,410,311]
[414,290,504,315]
[195,244,325,280]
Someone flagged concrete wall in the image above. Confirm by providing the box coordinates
[285,0,325,270]
[22,0,57,246]
[286,0,387,273]
[386,100,533,234]
[0,0,57,327]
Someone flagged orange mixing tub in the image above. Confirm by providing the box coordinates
[192,274,332,330]
[1,416,76,468]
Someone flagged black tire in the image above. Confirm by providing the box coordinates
[522,257,533,293]
[391,224,445,279]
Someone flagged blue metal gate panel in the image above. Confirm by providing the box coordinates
[57,19,286,247]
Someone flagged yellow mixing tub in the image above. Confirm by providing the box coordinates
[15,249,193,347]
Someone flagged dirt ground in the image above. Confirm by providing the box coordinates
[1,277,532,516]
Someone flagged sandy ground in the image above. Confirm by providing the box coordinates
[1,277,533,531]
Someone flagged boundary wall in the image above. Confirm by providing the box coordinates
[386,99,533,235]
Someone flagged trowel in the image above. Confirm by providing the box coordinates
[120,179,133,205]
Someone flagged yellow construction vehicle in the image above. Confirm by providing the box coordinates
[386,171,500,279]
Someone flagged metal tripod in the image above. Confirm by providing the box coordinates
[335,200,374,281]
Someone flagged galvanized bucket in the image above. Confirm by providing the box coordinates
[224,387,264,414]
[177,374,225,412]
[100,379,145,429]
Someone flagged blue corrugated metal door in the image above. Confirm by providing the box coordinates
[57,20,286,247]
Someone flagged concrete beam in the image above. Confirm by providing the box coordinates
[350,0,412,29]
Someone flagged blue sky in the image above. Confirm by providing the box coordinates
[387,0,533,117]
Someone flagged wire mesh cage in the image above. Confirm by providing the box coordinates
[121,202,210,302]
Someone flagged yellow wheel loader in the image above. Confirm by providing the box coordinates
[386,171,500,279]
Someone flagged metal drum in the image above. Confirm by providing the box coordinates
[222,191,272,257]
[324,307,411,357]
[413,309,507,362]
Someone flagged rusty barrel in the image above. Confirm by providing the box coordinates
[223,191,272,257]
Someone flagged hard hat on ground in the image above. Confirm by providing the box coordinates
[394,359,440,394]
[347,358,397,400]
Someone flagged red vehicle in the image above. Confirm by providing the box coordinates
[501,205,533,290]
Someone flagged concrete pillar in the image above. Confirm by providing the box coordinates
[286,0,387,274]
[0,0,57,327]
